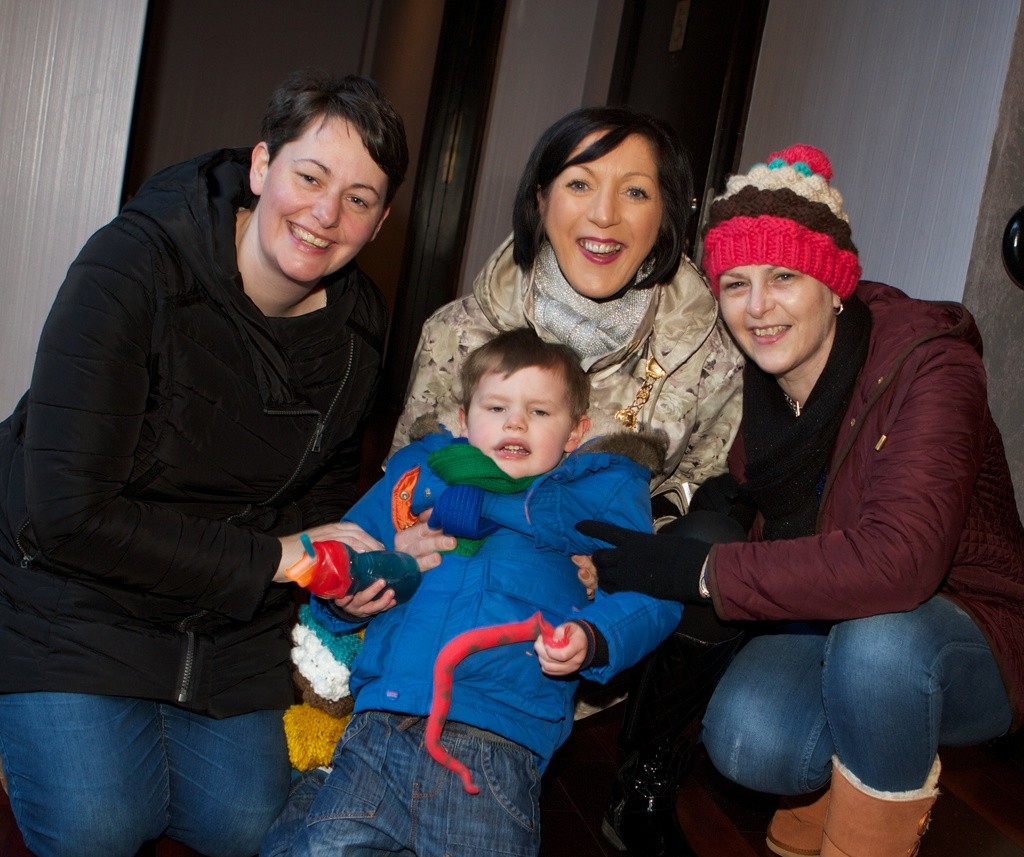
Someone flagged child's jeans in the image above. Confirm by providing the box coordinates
[261,709,543,857]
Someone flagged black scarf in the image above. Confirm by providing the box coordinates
[742,295,872,540]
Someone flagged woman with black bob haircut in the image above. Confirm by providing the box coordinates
[390,105,745,857]
[511,106,692,291]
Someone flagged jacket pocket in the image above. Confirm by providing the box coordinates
[481,556,585,622]
[0,409,31,567]
[469,559,581,722]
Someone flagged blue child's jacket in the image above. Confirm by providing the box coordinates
[311,430,681,768]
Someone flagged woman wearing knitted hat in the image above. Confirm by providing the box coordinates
[579,144,1024,856]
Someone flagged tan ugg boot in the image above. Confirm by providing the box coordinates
[821,755,940,857]
[766,787,830,856]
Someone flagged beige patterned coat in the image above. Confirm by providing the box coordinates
[391,235,744,518]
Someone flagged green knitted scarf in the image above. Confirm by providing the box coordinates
[427,442,537,555]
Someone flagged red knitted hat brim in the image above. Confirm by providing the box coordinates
[703,215,860,299]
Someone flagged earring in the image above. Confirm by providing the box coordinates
[634,256,656,285]
[834,301,844,316]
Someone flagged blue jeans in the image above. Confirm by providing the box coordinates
[261,710,543,857]
[702,596,1012,794]
[0,692,290,857]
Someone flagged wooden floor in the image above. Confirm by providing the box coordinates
[540,702,1024,857]
[2,699,1023,855]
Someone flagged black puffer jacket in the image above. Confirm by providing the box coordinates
[0,149,386,717]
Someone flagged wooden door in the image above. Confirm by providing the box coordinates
[609,0,769,256]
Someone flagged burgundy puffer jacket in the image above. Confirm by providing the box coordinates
[707,281,1024,729]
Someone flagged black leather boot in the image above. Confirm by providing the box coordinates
[601,605,745,856]
[602,742,696,856]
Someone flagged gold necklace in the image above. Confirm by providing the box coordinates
[783,393,802,417]
[615,357,665,430]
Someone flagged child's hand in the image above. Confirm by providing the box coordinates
[572,554,598,599]
[394,511,457,571]
[534,622,588,676]
[331,578,397,619]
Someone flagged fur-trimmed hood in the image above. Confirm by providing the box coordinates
[408,413,667,477]
[580,430,668,475]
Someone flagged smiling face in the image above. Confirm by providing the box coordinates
[458,365,590,479]
[718,264,842,403]
[538,132,663,300]
[240,115,390,314]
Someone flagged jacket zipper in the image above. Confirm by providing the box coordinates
[315,341,355,449]
[192,344,356,690]
[258,337,356,507]
[15,519,36,567]
[176,611,206,703]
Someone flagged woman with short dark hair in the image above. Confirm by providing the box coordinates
[0,68,408,857]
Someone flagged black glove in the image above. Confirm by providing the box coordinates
[574,520,711,603]
[661,509,748,544]
[689,473,742,515]
[689,474,757,533]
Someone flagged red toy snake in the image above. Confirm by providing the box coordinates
[426,610,568,794]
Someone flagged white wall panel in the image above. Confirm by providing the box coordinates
[739,0,1019,302]
[963,9,1024,512]
[457,0,623,296]
[0,0,147,414]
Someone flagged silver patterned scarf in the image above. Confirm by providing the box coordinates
[531,243,653,368]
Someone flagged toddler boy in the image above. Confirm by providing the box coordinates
[262,328,680,857]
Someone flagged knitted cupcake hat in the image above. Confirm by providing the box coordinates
[701,144,861,298]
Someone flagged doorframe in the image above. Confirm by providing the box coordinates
[692,0,768,260]
[608,0,769,257]
[381,0,507,411]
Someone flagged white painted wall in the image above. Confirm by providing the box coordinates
[739,0,1019,303]
[0,0,148,415]
[742,0,1024,513]
[963,9,1024,512]
[457,0,624,296]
